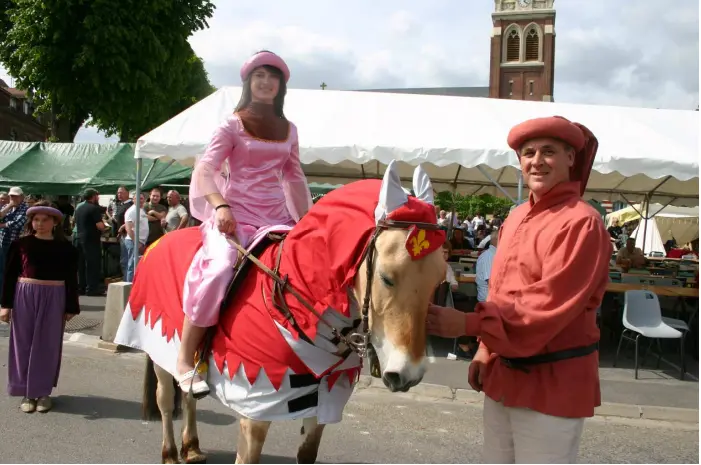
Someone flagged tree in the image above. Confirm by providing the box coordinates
[88,45,217,142]
[435,191,513,219]
[0,0,215,141]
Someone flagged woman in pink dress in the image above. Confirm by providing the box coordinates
[177,51,313,396]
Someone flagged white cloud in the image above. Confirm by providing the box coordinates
[74,124,119,144]
[388,10,418,37]
[0,0,697,147]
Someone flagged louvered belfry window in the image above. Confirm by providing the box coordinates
[506,29,520,62]
[525,28,539,61]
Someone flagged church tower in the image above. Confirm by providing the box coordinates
[488,0,556,102]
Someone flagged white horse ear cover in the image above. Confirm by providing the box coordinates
[412,164,434,205]
[375,160,408,223]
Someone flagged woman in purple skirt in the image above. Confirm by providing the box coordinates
[0,201,80,413]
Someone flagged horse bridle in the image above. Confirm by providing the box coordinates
[226,219,441,359]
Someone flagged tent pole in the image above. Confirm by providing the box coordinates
[140,159,158,189]
[448,185,456,239]
[517,171,523,204]
[476,166,517,204]
[133,158,143,275]
[641,195,649,255]
[143,159,175,187]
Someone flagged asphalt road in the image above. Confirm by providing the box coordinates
[0,339,697,464]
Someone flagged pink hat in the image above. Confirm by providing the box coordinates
[240,51,290,83]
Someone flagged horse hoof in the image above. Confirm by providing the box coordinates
[181,439,206,464]
[162,446,180,464]
[183,452,206,464]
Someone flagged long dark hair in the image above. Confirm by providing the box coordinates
[22,200,67,241]
[234,50,287,119]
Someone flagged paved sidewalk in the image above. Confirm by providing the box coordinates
[420,336,699,411]
[2,295,697,415]
[0,338,697,464]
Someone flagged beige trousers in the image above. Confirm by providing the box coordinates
[483,396,585,464]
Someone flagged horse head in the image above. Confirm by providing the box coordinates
[352,161,446,392]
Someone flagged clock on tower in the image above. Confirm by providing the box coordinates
[489,0,556,102]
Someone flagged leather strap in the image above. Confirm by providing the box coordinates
[500,342,599,373]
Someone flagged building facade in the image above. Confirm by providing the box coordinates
[0,79,47,142]
[488,0,556,102]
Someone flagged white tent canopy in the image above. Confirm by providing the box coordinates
[136,87,699,206]
[631,218,666,256]
[607,203,699,246]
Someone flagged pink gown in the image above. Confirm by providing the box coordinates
[184,114,313,327]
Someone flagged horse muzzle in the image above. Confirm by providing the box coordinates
[381,371,424,393]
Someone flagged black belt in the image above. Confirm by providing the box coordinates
[500,342,599,374]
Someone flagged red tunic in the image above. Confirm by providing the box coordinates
[465,181,612,418]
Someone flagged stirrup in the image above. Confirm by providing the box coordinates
[176,369,210,399]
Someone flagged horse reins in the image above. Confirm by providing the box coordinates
[224,219,441,359]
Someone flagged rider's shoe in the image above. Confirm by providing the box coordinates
[177,369,210,399]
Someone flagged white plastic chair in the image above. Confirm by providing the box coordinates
[662,304,697,345]
[613,290,685,379]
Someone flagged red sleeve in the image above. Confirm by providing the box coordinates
[464,216,612,358]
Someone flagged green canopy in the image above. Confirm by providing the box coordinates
[587,199,607,218]
[0,141,192,196]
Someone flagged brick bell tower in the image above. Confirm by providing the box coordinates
[488,0,556,102]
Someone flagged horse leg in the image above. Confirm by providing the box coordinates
[154,364,180,464]
[235,417,271,464]
[296,417,326,464]
[180,392,206,464]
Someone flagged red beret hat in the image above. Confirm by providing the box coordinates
[507,116,599,195]
[507,116,586,152]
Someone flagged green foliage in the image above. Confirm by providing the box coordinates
[0,0,216,141]
[435,191,513,218]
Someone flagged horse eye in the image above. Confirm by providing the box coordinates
[380,274,394,287]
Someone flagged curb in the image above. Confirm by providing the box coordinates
[63,332,140,357]
[61,333,699,425]
[354,374,699,424]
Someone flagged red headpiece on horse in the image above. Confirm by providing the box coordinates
[375,161,445,260]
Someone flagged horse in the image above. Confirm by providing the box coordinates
[114,161,447,464]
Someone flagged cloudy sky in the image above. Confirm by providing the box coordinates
[1,0,698,143]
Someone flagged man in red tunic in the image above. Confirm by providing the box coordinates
[428,116,612,463]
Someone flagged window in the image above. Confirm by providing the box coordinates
[506,29,520,62]
[9,129,17,141]
[529,81,534,96]
[9,98,17,110]
[508,80,514,97]
[23,100,31,115]
[525,27,540,61]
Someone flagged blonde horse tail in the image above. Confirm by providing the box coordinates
[141,356,182,421]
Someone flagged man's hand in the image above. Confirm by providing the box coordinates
[426,304,467,339]
[64,313,75,322]
[0,307,11,324]
[468,346,491,392]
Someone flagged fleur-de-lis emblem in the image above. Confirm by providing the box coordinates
[410,229,430,257]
